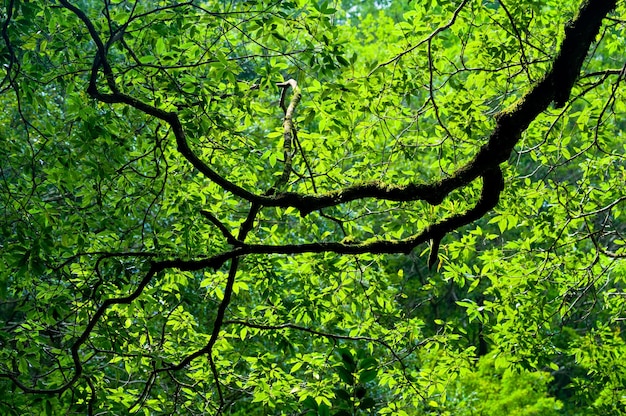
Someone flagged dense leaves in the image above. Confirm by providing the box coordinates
[1,0,625,414]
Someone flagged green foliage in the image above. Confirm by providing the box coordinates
[449,354,563,416]
[1,0,625,414]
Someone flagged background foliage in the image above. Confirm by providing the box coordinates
[1,0,625,414]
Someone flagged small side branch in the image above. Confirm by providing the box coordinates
[200,210,241,246]
[274,79,301,191]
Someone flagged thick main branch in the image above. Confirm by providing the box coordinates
[267,0,617,215]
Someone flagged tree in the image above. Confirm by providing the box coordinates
[1,0,625,414]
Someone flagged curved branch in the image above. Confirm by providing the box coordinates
[58,0,273,206]
[266,0,617,215]
[200,209,241,246]
[1,262,160,395]
[147,170,504,277]
[60,0,617,223]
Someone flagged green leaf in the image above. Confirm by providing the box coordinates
[359,369,378,384]
[337,367,355,385]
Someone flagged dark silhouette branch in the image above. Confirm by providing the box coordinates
[200,210,241,246]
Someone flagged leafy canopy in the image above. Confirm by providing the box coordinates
[1,0,625,415]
